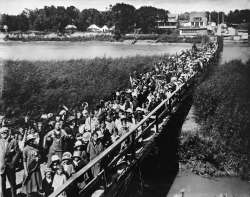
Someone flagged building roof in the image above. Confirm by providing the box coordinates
[168,13,178,22]
[87,24,101,30]
[101,25,109,31]
[65,24,77,29]
[179,27,207,30]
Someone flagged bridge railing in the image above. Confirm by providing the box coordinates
[49,72,196,197]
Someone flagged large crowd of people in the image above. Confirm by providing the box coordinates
[0,41,218,197]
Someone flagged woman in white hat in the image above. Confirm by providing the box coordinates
[61,152,75,178]
[50,154,61,172]
[22,134,43,197]
[42,167,54,197]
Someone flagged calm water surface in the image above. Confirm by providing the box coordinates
[0,41,249,63]
[0,41,192,60]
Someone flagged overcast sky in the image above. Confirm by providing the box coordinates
[0,0,249,15]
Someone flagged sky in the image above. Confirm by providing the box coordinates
[0,0,249,15]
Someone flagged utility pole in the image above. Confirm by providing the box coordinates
[0,59,4,99]
[217,12,220,25]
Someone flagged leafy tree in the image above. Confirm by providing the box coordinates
[76,9,103,31]
[135,6,168,33]
[111,3,136,34]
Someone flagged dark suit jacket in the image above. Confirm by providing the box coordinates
[0,137,21,174]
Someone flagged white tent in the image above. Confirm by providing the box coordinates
[101,25,109,32]
[87,24,102,32]
[65,24,77,30]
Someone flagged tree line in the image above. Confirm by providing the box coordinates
[0,4,168,34]
[0,3,249,34]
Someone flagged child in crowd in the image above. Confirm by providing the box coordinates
[61,152,75,178]
[42,168,54,197]
[52,165,67,197]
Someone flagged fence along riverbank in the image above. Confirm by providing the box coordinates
[49,39,220,197]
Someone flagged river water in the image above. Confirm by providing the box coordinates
[0,41,192,60]
[0,41,249,62]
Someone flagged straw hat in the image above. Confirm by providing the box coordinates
[120,115,126,120]
[0,127,9,134]
[74,140,83,148]
[82,132,91,142]
[67,116,75,122]
[62,152,72,161]
[26,134,36,142]
[72,151,82,159]
[47,113,53,119]
[51,155,60,162]
[44,167,53,175]
[125,108,133,114]
[41,114,48,119]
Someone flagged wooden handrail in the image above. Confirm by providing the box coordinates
[49,78,190,197]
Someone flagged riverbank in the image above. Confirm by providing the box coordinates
[4,31,210,43]
[176,59,250,189]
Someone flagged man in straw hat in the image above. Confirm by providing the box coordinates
[0,127,20,197]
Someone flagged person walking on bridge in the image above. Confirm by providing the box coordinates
[43,122,68,165]
[0,127,20,197]
[22,134,43,197]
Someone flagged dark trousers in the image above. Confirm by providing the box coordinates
[0,167,16,197]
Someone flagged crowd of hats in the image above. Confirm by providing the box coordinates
[0,41,218,181]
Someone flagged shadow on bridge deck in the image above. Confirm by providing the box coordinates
[125,94,193,197]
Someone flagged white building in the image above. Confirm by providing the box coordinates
[156,13,178,31]
[179,12,208,36]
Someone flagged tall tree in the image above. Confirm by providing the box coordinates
[111,3,136,34]
[135,6,168,33]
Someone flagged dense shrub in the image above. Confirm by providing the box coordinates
[193,59,250,174]
[1,55,164,117]
[157,34,209,43]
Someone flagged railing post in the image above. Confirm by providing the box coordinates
[155,114,159,133]
[168,98,172,113]
[103,167,108,190]
[131,131,136,159]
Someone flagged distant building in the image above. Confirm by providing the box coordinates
[179,27,208,36]
[179,20,191,27]
[189,12,207,28]
[227,27,237,36]
[156,13,178,31]
[179,12,208,36]
[65,24,77,33]
[238,29,248,40]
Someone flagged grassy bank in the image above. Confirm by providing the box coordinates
[180,59,250,179]
[7,34,115,42]
[6,32,208,43]
[1,55,164,118]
